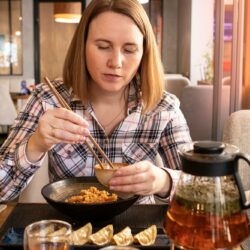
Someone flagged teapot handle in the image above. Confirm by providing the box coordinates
[235,152,250,209]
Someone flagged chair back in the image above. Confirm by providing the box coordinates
[164,74,190,100]
[223,110,250,250]
[180,85,230,140]
[223,110,250,190]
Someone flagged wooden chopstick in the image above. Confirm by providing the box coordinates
[44,77,114,169]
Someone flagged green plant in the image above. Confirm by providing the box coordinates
[203,44,213,84]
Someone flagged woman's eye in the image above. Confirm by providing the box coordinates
[98,46,109,50]
[124,49,135,54]
[124,46,137,54]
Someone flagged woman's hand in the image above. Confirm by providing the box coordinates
[108,160,172,197]
[27,108,90,162]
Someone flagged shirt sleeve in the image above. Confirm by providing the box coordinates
[0,87,47,201]
[154,167,181,203]
[159,97,192,168]
[17,139,47,174]
[156,96,192,202]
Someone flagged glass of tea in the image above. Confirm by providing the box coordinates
[23,220,72,250]
[99,247,140,250]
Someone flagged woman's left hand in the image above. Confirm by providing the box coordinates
[108,160,171,196]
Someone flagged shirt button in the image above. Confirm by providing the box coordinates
[105,139,109,144]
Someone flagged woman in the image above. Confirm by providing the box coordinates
[0,0,191,202]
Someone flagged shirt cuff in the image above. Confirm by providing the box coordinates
[16,138,47,174]
[154,167,181,202]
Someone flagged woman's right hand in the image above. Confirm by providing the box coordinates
[26,108,90,162]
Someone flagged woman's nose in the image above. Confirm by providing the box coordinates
[107,51,123,68]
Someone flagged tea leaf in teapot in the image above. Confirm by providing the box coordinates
[175,176,241,216]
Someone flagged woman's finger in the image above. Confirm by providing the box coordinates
[53,108,89,127]
[50,127,86,143]
[109,172,147,185]
[113,161,148,177]
[48,120,89,138]
[110,182,152,195]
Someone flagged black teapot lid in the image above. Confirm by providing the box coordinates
[179,141,240,176]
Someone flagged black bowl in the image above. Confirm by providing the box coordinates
[41,177,139,221]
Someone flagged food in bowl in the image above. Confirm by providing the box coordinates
[65,186,118,204]
[41,176,139,220]
[94,163,134,199]
[94,162,128,187]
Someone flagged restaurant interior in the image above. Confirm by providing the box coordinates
[0,0,250,249]
[0,0,250,141]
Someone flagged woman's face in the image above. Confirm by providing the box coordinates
[86,11,144,93]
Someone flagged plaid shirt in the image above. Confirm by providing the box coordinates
[0,79,191,202]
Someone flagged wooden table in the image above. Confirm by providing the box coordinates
[0,203,170,249]
[10,93,30,103]
[10,93,30,112]
[0,203,244,250]
[0,203,15,227]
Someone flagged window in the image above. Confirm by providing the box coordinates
[0,0,22,75]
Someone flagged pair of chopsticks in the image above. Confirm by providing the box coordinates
[44,77,114,169]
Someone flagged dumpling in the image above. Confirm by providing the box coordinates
[71,222,92,245]
[113,226,134,246]
[134,225,157,246]
[49,227,68,237]
[38,225,54,236]
[89,224,113,246]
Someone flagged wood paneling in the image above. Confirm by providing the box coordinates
[178,0,191,77]
[242,0,250,108]
[39,3,78,81]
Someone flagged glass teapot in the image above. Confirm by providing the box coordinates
[164,141,250,250]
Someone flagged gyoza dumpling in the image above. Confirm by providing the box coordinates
[49,227,68,237]
[38,225,54,236]
[134,225,157,246]
[71,222,92,245]
[113,226,134,246]
[89,224,113,246]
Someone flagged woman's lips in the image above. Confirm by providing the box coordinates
[103,73,122,82]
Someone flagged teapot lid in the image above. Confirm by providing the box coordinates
[179,141,240,176]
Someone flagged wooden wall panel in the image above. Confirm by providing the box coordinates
[39,3,78,81]
[178,0,191,78]
[242,0,250,108]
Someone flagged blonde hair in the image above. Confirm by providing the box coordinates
[63,0,165,113]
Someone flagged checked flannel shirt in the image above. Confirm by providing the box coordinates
[0,79,191,202]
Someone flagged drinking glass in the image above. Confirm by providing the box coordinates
[99,247,140,250]
[23,219,72,250]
